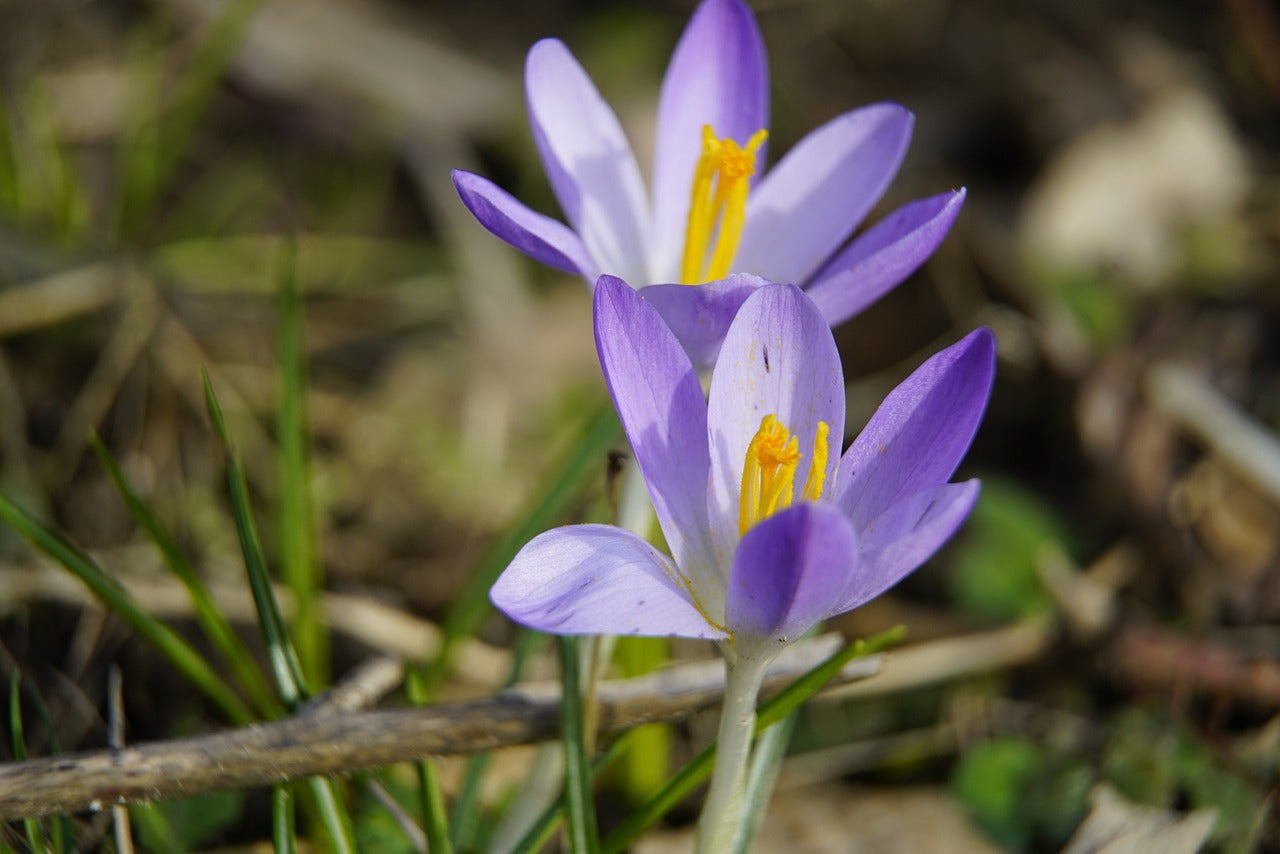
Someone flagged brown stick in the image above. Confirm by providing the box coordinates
[0,639,880,820]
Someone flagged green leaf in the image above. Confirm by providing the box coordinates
[132,792,244,854]
[276,238,327,686]
[203,372,308,710]
[0,492,254,724]
[951,737,1044,850]
[92,434,279,717]
[949,478,1068,621]
[559,636,602,854]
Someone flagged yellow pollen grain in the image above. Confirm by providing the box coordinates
[680,125,767,285]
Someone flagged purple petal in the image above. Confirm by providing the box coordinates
[804,189,967,325]
[706,284,845,567]
[735,104,914,284]
[491,524,724,638]
[452,170,597,279]
[650,0,768,282]
[725,502,859,643]
[834,328,995,530]
[638,274,768,372]
[526,39,650,282]
[594,277,718,600]
[849,480,981,613]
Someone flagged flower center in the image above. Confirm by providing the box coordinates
[739,414,829,536]
[680,125,768,285]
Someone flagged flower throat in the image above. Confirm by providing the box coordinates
[739,414,829,536]
[680,125,767,284]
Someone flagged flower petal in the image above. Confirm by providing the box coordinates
[725,502,859,643]
[638,273,768,372]
[735,103,914,284]
[706,283,845,570]
[804,189,967,326]
[491,524,724,638]
[594,276,718,600]
[834,328,995,529]
[526,39,651,282]
[452,170,598,279]
[849,480,981,613]
[650,0,768,282]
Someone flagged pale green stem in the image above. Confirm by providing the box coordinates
[695,652,771,854]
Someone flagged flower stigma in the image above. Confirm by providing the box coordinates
[739,415,829,536]
[680,125,768,284]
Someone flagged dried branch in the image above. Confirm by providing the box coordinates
[0,638,880,820]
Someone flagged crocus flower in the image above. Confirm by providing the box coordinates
[491,278,994,659]
[452,0,965,368]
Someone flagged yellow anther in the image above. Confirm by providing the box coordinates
[739,414,829,537]
[680,126,767,284]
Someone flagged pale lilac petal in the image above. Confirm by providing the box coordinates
[639,274,768,372]
[706,284,845,568]
[491,525,724,638]
[594,277,717,598]
[735,104,914,284]
[804,189,966,326]
[835,328,995,530]
[725,503,859,643]
[452,170,597,279]
[526,39,650,282]
[650,0,768,281]
[849,480,981,613]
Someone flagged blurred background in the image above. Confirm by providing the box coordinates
[0,0,1277,850]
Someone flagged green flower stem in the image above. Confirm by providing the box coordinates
[695,652,770,854]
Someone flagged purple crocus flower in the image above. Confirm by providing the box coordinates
[491,278,994,655]
[452,0,965,369]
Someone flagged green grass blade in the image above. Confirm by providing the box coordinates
[305,778,358,854]
[405,668,453,854]
[117,0,262,235]
[272,785,296,854]
[427,400,620,690]
[0,493,254,724]
[206,375,356,852]
[510,730,636,854]
[91,434,279,717]
[10,673,50,854]
[601,627,906,853]
[559,636,601,854]
[203,372,308,710]
[450,629,543,849]
[276,238,326,686]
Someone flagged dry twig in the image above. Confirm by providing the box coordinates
[0,639,880,820]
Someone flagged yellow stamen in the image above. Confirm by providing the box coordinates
[680,126,767,284]
[738,414,829,537]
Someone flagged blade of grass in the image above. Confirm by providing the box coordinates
[404,669,453,854]
[450,629,544,850]
[0,493,254,724]
[92,434,279,717]
[203,372,307,708]
[426,400,620,691]
[117,0,263,235]
[305,778,357,854]
[510,730,637,854]
[600,627,906,854]
[276,237,326,686]
[559,636,601,854]
[10,673,50,854]
[205,373,356,851]
[272,785,296,854]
